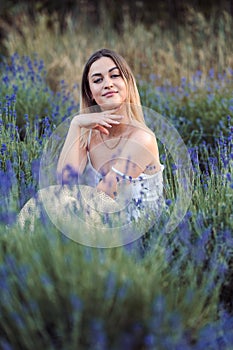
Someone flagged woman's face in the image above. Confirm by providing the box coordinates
[88,57,127,110]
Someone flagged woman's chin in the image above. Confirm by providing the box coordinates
[100,101,123,111]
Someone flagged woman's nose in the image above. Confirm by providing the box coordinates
[103,77,113,88]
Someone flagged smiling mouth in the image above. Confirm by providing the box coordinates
[102,91,118,97]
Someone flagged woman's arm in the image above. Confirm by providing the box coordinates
[57,109,124,181]
[57,118,87,180]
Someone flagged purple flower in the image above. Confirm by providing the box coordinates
[144,334,155,348]
[209,68,215,79]
[104,272,116,299]
[1,143,7,155]
[0,340,13,350]
[69,293,83,311]
[89,319,107,350]
[40,274,52,287]
[226,173,231,182]
[171,163,178,173]
[165,199,172,206]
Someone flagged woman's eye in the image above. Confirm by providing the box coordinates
[111,74,120,78]
[93,78,102,83]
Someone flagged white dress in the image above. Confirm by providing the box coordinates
[81,148,165,222]
[81,129,165,221]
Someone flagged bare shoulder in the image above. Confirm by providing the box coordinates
[129,123,158,150]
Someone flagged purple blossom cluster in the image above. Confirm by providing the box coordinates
[141,68,233,148]
[0,53,79,130]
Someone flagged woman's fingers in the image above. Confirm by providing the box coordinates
[101,107,124,119]
[102,115,123,124]
[103,112,124,120]
[94,125,109,135]
[71,110,124,130]
[104,118,120,125]
[102,122,112,128]
[95,114,123,134]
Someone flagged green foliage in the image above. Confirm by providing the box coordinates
[0,223,221,349]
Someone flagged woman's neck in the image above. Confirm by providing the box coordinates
[110,104,130,137]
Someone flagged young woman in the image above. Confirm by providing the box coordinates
[57,48,163,202]
[18,49,164,247]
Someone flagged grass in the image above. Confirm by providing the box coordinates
[3,7,233,90]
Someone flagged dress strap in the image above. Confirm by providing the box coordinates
[87,130,92,149]
[112,164,164,181]
[112,166,131,180]
[111,167,144,182]
[86,130,92,163]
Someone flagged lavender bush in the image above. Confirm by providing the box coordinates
[139,69,233,146]
[0,53,79,136]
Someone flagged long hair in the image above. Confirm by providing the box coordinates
[79,48,146,147]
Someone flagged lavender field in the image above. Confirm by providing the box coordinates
[0,9,233,350]
[0,50,233,350]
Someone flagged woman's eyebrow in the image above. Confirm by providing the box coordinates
[109,66,118,72]
[91,66,119,78]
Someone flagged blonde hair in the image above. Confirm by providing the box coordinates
[79,48,147,148]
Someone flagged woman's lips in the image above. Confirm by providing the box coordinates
[102,91,118,97]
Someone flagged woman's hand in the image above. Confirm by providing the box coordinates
[71,107,124,135]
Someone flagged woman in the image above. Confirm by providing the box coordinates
[18,48,164,247]
[57,48,163,200]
